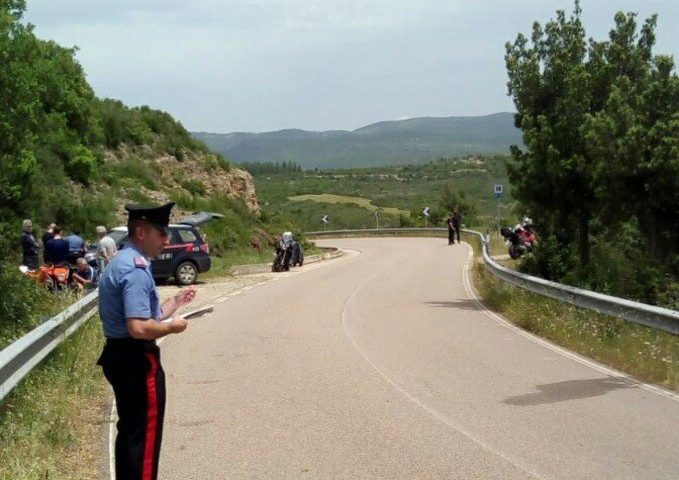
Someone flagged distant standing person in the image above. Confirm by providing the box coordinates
[65,228,86,265]
[446,212,456,245]
[452,208,462,244]
[42,223,56,264]
[96,225,118,274]
[21,219,40,270]
[45,225,70,265]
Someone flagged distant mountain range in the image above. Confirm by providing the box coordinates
[193,112,521,170]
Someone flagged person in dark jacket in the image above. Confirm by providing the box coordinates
[42,223,56,263]
[452,208,462,244]
[45,225,70,265]
[21,219,40,270]
[446,212,456,245]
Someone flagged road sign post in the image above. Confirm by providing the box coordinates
[374,210,380,230]
[423,207,430,228]
[493,185,503,235]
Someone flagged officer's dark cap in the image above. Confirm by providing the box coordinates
[125,202,175,226]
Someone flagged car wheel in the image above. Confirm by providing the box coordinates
[175,261,198,285]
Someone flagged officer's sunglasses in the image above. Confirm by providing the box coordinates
[148,222,169,237]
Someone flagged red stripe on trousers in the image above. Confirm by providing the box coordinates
[143,352,159,480]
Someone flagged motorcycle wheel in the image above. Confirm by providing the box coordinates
[508,245,522,260]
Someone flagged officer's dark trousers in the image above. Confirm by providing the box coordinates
[448,228,455,244]
[98,338,165,480]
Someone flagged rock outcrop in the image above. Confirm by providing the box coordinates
[101,145,259,223]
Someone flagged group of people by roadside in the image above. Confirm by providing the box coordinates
[20,219,119,291]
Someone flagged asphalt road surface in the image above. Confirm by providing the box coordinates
[157,237,679,480]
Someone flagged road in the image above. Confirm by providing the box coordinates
[157,237,679,479]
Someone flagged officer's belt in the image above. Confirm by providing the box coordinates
[104,337,158,352]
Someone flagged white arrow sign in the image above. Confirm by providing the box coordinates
[321,214,329,224]
[423,207,430,217]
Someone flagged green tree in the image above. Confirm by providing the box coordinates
[0,0,40,216]
[584,13,679,263]
[505,2,677,272]
[439,182,477,226]
[505,1,595,266]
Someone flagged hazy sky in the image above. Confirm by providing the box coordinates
[24,1,679,133]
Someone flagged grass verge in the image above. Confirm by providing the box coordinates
[0,316,107,480]
[472,259,679,391]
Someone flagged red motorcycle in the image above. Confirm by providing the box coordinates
[20,263,72,291]
[501,218,537,259]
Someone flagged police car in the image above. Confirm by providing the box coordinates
[86,212,221,285]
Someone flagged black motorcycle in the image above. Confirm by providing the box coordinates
[289,242,304,267]
[272,238,292,272]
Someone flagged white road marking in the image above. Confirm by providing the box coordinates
[340,273,548,480]
[108,402,116,480]
[461,243,679,402]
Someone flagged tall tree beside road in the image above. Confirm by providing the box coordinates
[0,0,98,220]
[505,1,595,268]
[0,0,39,218]
[584,13,679,264]
[505,1,678,285]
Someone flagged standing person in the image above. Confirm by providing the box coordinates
[446,212,456,245]
[96,225,118,274]
[21,219,40,270]
[65,228,86,265]
[452,208,462,244]
[42,223,56,264]
[97,202,196,480]
[45,225,70,265]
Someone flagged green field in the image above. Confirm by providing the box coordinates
[255,155,516,232]
[288,194,410,217]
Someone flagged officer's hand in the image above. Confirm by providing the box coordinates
[174,286,197,307]
[169,317,188,334]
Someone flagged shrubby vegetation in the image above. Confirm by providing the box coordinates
[505,1,679,307]
[0,1,219,240]
[0,1,267,344]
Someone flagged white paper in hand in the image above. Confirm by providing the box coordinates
[161,304,214,323]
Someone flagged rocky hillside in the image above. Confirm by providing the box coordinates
[99,144,259,224]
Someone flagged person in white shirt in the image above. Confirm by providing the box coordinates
[96,226,118,274]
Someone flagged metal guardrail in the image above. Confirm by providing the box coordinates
[307,228,679,335]
[0,290,99,402]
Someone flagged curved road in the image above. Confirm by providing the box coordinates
[157,238,679,479]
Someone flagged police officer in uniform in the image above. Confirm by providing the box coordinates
[97,202,196,480]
